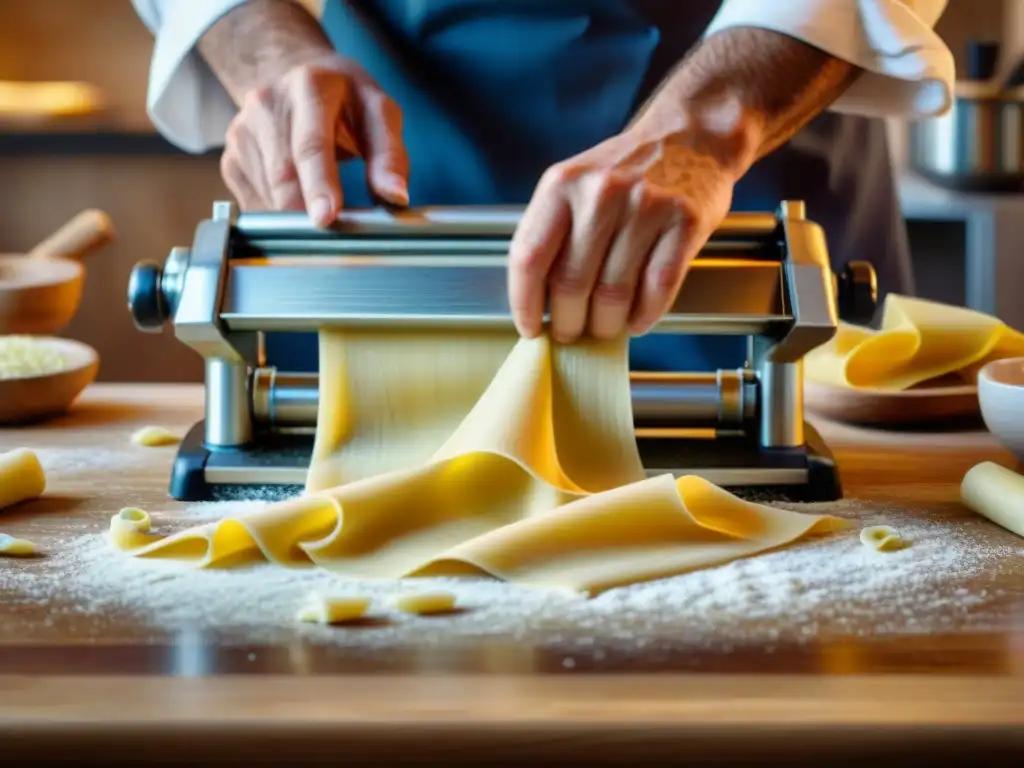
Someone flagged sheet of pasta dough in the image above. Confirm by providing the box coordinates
[805,294,1024,391]
[111,330,845,596]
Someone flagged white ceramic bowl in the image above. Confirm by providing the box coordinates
[978,357,1024,458]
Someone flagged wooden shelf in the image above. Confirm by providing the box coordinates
[0,130,216,157]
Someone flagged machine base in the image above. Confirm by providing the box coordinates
[170,421,842,504]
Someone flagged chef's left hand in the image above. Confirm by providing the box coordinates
[508,123,743,343]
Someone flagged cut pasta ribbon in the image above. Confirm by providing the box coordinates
[961,462,1024,538]
[0,448,46,511]
[0,533,37,556]
[859,525,904,552]
[393,591,458,615]
[131,426,180,447]
[296,594,371,625]
[110,333,847,597]
[805,295,1024,391]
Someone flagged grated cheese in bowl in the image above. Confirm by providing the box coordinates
[0,335,68,380]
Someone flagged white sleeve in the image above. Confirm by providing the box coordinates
[130,0,327,154]
[704,0,955,120]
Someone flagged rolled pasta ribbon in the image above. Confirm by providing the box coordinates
[131,426,180,447]
[961,462,1024,538]
[109,507,156,549]
[859,525,904,551]
[0,532,37,556]
[392,590,458,615]
[295,594,371,625]
[0,448,46,511]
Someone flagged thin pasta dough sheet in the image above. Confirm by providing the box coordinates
[110,331,846,596]
[804,295,1024,391]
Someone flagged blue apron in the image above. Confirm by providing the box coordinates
[265,0,912,372]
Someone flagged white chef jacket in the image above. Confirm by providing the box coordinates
[131,0,954,156]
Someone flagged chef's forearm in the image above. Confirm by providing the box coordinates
[198,0,335,105]
[633,27,862,178]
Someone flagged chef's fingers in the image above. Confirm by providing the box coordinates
[508,174,572,338]
[588,186,669,341]
[353,82,409,206]
[629,216,698,335]
[225,168,265,212]
[243,97,304,213]
[287,71,348,226]
[222,121,271,211]
[548,173,626,344]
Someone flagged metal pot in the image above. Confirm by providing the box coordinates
[909,84,1024,193]
[909,40,1024,193]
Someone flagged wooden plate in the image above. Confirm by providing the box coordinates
[804,376,979,425]
[0,337,99,424]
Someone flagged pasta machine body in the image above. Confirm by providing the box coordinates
[127,200,877,502]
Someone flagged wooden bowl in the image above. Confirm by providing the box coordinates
[0,209,115,336]
[804,375,979,426]
[0,337,99,424]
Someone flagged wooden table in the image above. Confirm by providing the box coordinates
[2,384,1024,764]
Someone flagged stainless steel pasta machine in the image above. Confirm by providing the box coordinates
[126,200,877,502]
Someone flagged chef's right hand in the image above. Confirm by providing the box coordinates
[220,54,410,227]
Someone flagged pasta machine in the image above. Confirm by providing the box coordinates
[126,200,877,503]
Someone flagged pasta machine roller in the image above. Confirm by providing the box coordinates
[127,200,877,503]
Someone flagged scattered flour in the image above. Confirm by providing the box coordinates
[30,446,129,477]
[3,498,1022,654]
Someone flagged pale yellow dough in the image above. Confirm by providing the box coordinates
[0,448,46,511]
[804,295,1024,391]
[109,330,846,596]
[296,594,371,625]
[0,533,37,556]
[393,591,458,615]
[859,525,904,551]
[131,426,180,447]
[961,462,1024,538]
[108,507,157,550]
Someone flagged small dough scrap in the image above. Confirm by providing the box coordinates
[392,591,458,615]
[296,593,371,625]
[961,461,1024,537]
[0,448,46,511]
[859,525,904,551]
[0,532,37,556]
[131,426,180,447]
[109,507,156,549]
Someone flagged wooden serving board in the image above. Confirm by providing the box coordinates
[804,376,980,425]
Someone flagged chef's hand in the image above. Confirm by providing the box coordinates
[220,53,409,227]
[508,121,743,343]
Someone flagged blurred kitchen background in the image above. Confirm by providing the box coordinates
[1,0,1023,382]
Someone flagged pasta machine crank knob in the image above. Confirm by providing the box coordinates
[127,260,168,333]
[835,260,878,325]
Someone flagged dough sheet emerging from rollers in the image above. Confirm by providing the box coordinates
[108,332,847,596]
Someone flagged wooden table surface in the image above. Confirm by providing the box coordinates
[2,384,1024,763]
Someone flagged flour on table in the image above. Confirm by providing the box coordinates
[3,499,1022,654]
[30,447,130,477]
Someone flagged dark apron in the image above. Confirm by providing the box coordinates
[266,0,912,372]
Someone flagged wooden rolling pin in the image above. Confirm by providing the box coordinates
[0,209,115,335]
[961,462,1024,537]
[27,209,114,260]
